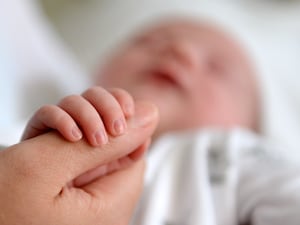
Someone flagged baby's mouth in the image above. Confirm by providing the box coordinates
[146,64,187,90]
[149,70,179,86]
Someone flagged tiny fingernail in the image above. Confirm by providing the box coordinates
[94,130,108,146]
[124,103,134,116]
[72,127,82,139]
[113,118,126,135]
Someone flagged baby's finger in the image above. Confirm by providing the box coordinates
[21,105,82,142]
[82,87,127,137]
[108,88,135,118]
[58,95,108,146]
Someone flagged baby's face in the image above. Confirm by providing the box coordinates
[97,19,258,136]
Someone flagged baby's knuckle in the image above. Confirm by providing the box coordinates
[102,107,123,120]
[109,87,124,93]
[36,104,55,116]
[59,94,81,106]
[111,88,131,98]
[54,113,71,127]
[109,88,134,110]
[84,86,106,97]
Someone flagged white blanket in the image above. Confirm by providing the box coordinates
[131,129,300,225]
[0,1,90,145]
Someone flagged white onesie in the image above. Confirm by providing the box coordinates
[131,128,300,225]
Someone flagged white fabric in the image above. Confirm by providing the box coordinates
[131,129,300,225]
[0,0,90,144]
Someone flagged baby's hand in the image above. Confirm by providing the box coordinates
[21,87,135,146]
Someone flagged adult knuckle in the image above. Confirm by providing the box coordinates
[11,150,43,181]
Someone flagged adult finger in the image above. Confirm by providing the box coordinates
[73,138,150,187]
[85,160,146,225]
[53,159,146,225]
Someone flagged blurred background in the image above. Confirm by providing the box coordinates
[1,0,300,155]
[39,0,300,74]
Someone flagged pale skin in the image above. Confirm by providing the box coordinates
[17,18,259,224]
[97,18,259,134]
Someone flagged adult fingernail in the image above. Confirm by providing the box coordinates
[131,102,159,128]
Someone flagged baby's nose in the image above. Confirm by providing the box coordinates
[162,40,199,69]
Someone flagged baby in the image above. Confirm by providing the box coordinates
[22,17,259,142]
[21,17,300,224]
[96,17,260,136]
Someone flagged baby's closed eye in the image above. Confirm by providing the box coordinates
[205,54,227,77]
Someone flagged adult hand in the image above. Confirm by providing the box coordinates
[0,102,158,225]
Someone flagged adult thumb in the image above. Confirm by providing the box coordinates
[78,159,146,225]
[3,102,158,194]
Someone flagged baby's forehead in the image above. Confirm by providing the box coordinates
[134,19,227,41]
[131,19,242,54]
[134,19,255,77]
[124,18,254,74]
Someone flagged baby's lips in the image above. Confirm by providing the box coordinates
[130,101,159,128]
